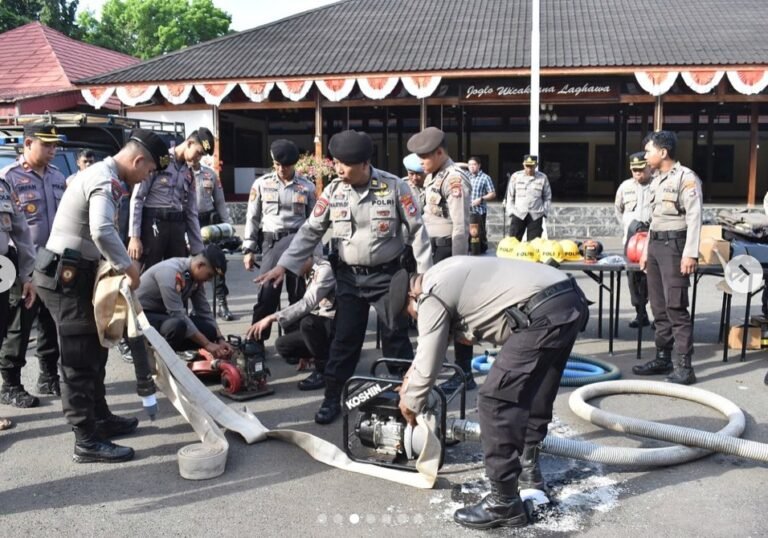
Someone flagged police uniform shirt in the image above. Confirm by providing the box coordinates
[275,259,336,328]
[279,167,432,275]
[648,162,703,259]
[422,158,471,256]
[195,165,230,221]
[135,257,214,337]
[129,155,204,253]
[400,256,568,413]
[402,176,425,211]
[242,171,316,252]
[504,170,552,220]
[45,157,131,271]
[1,155,67,248]
[614,178,652,243]
[0,177,36,281]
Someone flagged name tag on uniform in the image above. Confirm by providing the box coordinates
[331,207,350,220]
[262,190,279,202]
[427,191,442,206]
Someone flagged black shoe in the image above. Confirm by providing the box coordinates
[0,385,40,408]
[118,339,133,364]
[628,315,651,329]
[36,375,60,396]
[518,445,548,493]
[665,355,696,385]
[438,372,477,393]
[454,480,529,530]
[217,298,237,321]
[632,350,672,376]
[95,414,139,439]
[298,371,325,391]
[73,440,134,463]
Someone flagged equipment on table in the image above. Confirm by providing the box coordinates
[717,210,768,241]
[538,240,565,265]
[512,242,539,263]
[626,231,649,263]
[580,239,603,263]
[201,223,242,252]
[559,239,582,261]
[496,236,519,259]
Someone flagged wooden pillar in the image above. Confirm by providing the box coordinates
[705,109,715,200]
[747,103,759,207]
[653,95,663,131]
[313,92,323,197]
[640,112,649,142]
[419,99,427,130]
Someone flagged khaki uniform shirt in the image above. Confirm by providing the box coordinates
[422,159,471,256]
[504,170,552,220]
[648,162,703,259]
[195,165,230,221]
[0,177,35,282]
[614,178,652,243]
[276,259,335,328]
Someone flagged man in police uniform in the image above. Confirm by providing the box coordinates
[504,155,552,240]
[402,152,425,209]
[0,124,67,409]
[615,152,653,328]
[634,131,703,385]
[257,130,431,425]
[407,127,474,392]
[193,159,235,321]
[243,139,316,347]
[128,128,215,270]
[33,129,167,462]
[396,256,589,530]
[0,169,37,430]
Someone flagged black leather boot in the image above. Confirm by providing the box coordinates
[665,354,696,385]
[217,296,237,321]
[36,358,60,396]
[518,444,548,493]
[1,370,39,408]
[454,478,529,530]
[73,428,134,463]
[632,348,673,376]
[298,370,325,391]
[95,413,139,439]
[314,378,341,425]
[628,307,651,329]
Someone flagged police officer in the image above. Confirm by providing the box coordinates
[396,256,589,530]
[407,127,474,392]
[615,152,653,328]
[0,169,37,430]
[33,129,167,463]
[0,124,66,409]
[257,130,431,425]
[193,160,235,321]
[634,131,702,385]
[402,152,426,209]
[504,155,552,240]
[243,139,316,347]
[128,127,215,270]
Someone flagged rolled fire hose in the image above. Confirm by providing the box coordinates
[472,351,621,386]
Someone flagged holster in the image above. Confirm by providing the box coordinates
[503,306,530,332]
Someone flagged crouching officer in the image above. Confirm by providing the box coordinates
[33,129,167,463]
[634,131,702,385]
[396,256,588,530]
[257,130,432,425]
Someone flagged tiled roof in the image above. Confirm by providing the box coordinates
[0,22,139,100]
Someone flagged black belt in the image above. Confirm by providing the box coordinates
[650,230,687,241]
[339,260,400,275]
[520,278,577,316]
[144,207,185,222]
[430,237,452,248]
[264,229,300,242]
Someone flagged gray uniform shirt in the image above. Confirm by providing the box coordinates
[400,256,568,413]
[242,171,316,252]
[648,162,703,259]
[275,259,336,328]
[422,159,471,256]
[504,170,552,220]
[0,177,35,282]
[45,157,132,271]
[136,257,214,338]
[278,168,432,275]
[195,165,230,221]
[614,178,652,243]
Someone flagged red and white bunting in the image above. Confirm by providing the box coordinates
[357,76,399,99]
[681,70,724,94]
[159,84,194,105]
[402,75,441,99]
[194,83,236,105]
[316,78,356,102]
[276,80,313,101]
[634,71,678,96]
[115,84,158,106]
[81,87,115,109]
[239,81,274,103]
[727,70,768,95]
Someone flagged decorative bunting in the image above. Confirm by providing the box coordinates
[357,76,399,100]
[316,78,356,102]
[276,80,313,101]
[401,76,441,99]
[115,84,158,106]
[680,71,723,94]
[239,81,274,103]
[81,87,115,109]
[194,83,236,105]
[634,71,678,96]
[159,84,194,105]
[727,70,768,95]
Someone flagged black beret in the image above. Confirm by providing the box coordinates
[406,127,445,155]
[270,139,300,165]
[385,269,410,330]
[523,155,538,166]
[24,123,65,144]
[629,152,647,169]
[328,130,373,164]
[191,127,215,155]
[202,244,227,276]
[128,128,170,170]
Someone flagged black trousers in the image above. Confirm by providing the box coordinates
[478,288,588,482]
[275,314,334,371]
[627,270,649,310]
[469,212,488,255]
[508,214,544,241]
[432,245,474,373]
[198,211,229,298]
[143,312,218,351]
[140,212,188,271]
[646,236,693,356]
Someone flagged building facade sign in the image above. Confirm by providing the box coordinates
[460,79,620,103]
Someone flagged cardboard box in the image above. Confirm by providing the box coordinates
[699,237,730,265]
[700,225,723,241]
[728,325,761,350]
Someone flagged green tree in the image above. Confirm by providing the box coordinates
[78,0,232,59]
[0,0,79,35]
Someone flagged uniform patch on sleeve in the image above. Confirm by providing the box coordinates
[450,178,464,198]
[400,193,417,216]
[249,187,258,202]
[682,178,697,191]
[313,196,330,217]
[175,272,185,293]
[110,178,126,203]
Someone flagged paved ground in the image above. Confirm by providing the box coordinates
[2,237,767,537]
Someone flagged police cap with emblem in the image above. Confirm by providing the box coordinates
[407,127,445,155]
[523,154,538,166]
[384,269,410,330]
[202,244,227,276]
[129,128,171,171]
[191,127,215,156]
[328,130,373,164]
[24,123,65,144]
[402,153,424,173]
[270,139,300,166]
[629,152,647,170]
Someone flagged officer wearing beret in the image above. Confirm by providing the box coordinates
[243,139,316,355]
[634,131,702,385]
[402,153,426,209]
[0,123,67,409]
[504,155,552,240]
[407,127,474,392]
[615,152,653,328]
[33,129,167,463]
[257,130,431,425]
[128,127,214,269]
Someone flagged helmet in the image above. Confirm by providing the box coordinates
[496,236,520,259]
[559,239,582,261]
[581,239,603,263]
[513,242,539,263]
[539,240,565,265]
[626,231,649,263]
[529,236,544,254]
